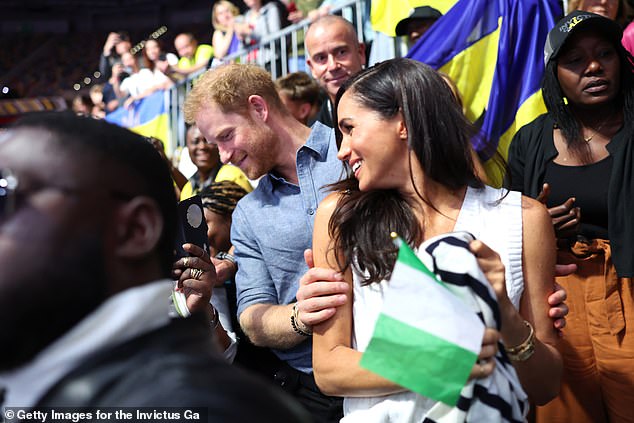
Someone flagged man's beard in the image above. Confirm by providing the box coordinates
[0,233,108,371]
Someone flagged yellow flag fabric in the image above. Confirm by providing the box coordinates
[371,0,459,36]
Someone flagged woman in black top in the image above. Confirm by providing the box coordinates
[508,11,634,423]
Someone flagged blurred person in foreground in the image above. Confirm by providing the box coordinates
[0,112,309,421]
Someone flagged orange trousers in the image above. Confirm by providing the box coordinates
[535,239,634,423]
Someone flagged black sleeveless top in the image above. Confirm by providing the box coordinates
[543,156,612,240]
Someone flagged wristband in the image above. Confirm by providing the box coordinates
[215,251,237,268]
[290,303,312,337]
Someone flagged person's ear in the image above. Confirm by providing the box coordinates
[248,95,269,122]
[298,102,312,121]
[306,57,315,75]
[398,117,408,141]
[113,197,164,259]
[359,42,366,65]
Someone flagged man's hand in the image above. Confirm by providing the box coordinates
[537,183,580,239]
[173,243,217,314]
[295,249,348,329]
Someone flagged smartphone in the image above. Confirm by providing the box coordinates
[174,195,210,259]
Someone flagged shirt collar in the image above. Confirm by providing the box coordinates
[263,122,335,191]
[304,121,334,160]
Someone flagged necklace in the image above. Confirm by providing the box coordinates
[583,118,611,142]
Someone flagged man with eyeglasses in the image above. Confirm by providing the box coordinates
[0,112,308,420]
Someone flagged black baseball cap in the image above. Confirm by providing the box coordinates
[544,10,623,65]
[395,6,442,37]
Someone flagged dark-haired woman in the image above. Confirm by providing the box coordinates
[508,11,634,423]
[310,58,562,421]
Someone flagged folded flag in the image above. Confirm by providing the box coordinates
[360,236,485,406]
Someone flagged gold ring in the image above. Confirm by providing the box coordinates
[191,268,204,280]
[183,257,189,267]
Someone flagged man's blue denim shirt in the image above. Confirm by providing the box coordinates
[231,122,344,373]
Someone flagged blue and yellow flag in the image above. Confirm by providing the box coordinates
[105,90,171,152]
[408,0,561,184]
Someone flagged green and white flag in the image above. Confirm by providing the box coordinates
[360,237,485,405]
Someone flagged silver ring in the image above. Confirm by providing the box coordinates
[183,257,190,267]
[190,268,204,280]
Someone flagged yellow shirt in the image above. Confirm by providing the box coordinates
[180,164,253,201]
[177,44,214,69]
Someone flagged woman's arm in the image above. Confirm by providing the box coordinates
[123,77,173,109]
[475,196,562,405]
[311,192,406,397]
[213,28,235,59]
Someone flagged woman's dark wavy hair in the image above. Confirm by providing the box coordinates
[328,58,484,285]
[543,23,634,163]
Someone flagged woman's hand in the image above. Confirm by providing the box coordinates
[470,240,510,306]
[468,328,499,380]
[537,183,580,239]
[211,254,236,287]
[173,243,217,314]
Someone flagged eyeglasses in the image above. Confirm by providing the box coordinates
[0,168,134,223]
[0,168,18,221]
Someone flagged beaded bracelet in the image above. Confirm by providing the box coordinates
[215,251,237,268]
[290,303,312,337]
[505,320,536,362]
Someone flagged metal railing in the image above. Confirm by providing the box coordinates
[166,0,368,154]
